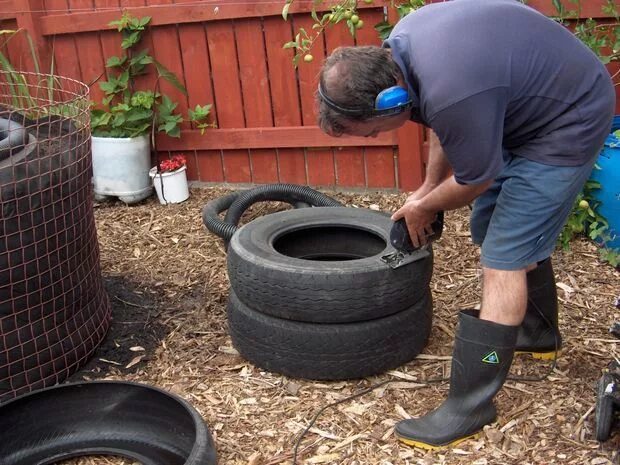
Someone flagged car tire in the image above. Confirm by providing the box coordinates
[0,381,218,465]
[227,207,433,323]
[595,372,617,442]
[227,288,432,380]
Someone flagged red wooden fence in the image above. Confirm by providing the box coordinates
[1,0,619,191]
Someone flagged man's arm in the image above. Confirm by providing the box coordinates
[406,130,452,201]
[392,174,492,248]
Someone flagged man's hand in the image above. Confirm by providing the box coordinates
[391,200,438,248]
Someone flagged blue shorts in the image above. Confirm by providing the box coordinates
[470,152,597,270]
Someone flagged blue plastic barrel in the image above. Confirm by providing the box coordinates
[589,115,620,250]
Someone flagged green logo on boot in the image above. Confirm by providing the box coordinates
[482,351,500,364]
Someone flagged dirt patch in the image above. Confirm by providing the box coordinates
[72,276,169,379]
[56,186,618,465]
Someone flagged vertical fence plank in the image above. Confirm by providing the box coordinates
[396,122,425,191]
[235,17,278,184]
[355,8,397,190]
[177,21,216,182]
[263,15,306,184]
[365,146,396,189]
[294,13,335,187]
[95,0,120,85]
[69,0,105,103]
[195,149,224,183]
[0,19,24,71]
[14,0,50,72]
[323,21,365,188]
[148,0,188,127]
[357,8,397,190]
[206,19,250,183]
[44,0,81,80]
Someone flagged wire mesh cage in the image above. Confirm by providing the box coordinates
[0,71,111,403]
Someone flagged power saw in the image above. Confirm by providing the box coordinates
[381,211,444,269]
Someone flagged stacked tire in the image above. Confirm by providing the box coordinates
[226,207,434,380]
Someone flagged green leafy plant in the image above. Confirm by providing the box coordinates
[90,13,215,138]
[282,0,369,66]
[0,30,84,127]
[558,178,610,248]
[552,0,619,76]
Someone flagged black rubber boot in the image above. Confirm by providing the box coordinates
[395,310,518,450]
[515,258,562,360]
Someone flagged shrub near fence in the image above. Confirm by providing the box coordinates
[1,0,619,191]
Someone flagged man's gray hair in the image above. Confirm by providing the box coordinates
[317,46,404,136]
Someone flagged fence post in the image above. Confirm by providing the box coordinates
[14,0,50,72]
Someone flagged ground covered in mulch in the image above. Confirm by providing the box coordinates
[65,186,619,465]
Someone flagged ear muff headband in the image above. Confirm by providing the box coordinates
[317,83,412,117]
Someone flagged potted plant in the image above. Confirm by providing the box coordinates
[90,13,213,204]
[150,154,190,204]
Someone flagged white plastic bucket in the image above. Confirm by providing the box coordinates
[91,135,152,204]
[149,165,190,205]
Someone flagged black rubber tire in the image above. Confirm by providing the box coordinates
[0,117,28,160]
[0,381,218,465]
[227,288,432,380]
[595,372,616,442]
[227,207,433,323]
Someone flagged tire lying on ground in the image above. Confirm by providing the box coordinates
[0,381,218,465]
[227,288,432,380]
[227,207,433,323]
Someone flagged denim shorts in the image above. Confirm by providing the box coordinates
[470,152,597,270]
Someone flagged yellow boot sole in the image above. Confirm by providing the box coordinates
[515,349,561,361]
[397,432,480,450]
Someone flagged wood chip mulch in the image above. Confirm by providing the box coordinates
[61,186,619,465]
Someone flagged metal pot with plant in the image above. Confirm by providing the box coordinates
[90,13,213,204]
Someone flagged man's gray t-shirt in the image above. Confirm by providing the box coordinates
[383,0,615,185]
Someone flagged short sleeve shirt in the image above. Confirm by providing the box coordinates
[383,0,615,184]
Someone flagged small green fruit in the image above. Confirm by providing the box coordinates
[304,54,314,63]
[350,14,360,24]
[579,200,589,209]
[344,10,353,19]
[364,0,373,3]
[355,19,364,28]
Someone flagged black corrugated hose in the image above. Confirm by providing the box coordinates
[202,184,343,243]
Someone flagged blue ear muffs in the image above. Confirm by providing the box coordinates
[317,83,412,117]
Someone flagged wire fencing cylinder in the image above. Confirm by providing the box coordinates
[0,71,111,403]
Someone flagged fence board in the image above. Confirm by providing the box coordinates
[39,1,374,35]
[44,0,81,80]
[365,146,396,189]
[156,126,396,150]
[354,7,396,189]
[0,1,15,21]
[196,149,224,183]
[293,13,336,187]
[149,0,188,129]
[263,15,306,184]
[235,17,279,184]
[324,16,365,188]
[95,0,120,84]
[0,20,23,71]
[207,19,250,183]
[68,1,105,102]
[177,21,218,183]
